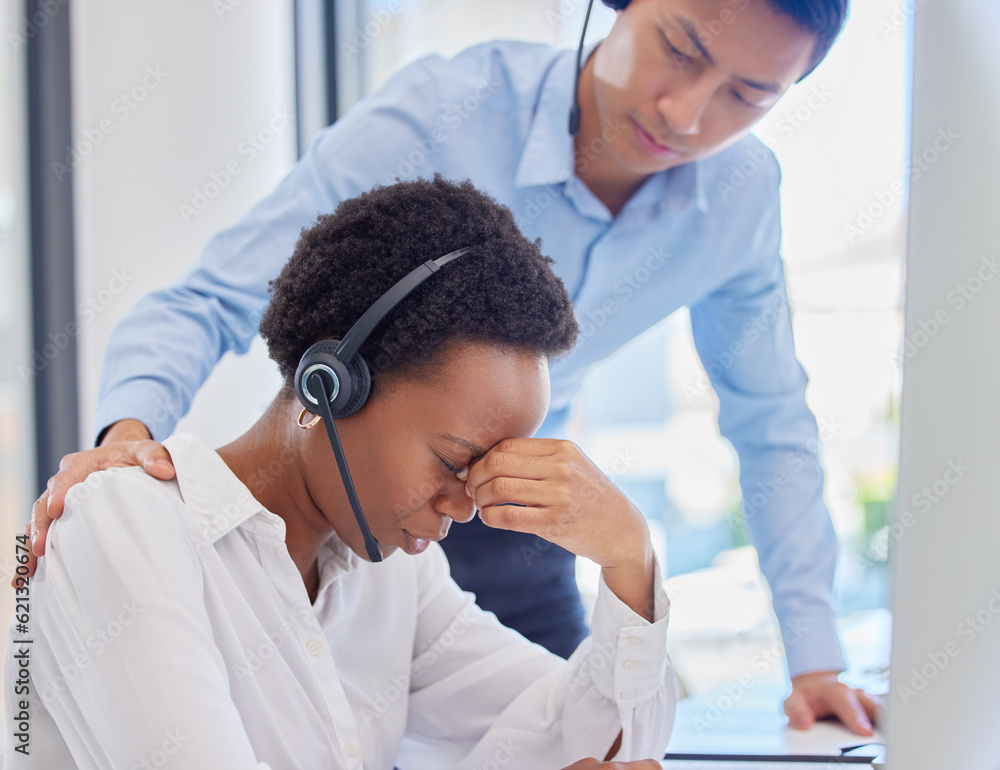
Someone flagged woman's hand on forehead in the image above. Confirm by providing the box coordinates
[464,439,654,571]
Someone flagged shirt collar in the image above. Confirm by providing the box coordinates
[164,433,275,543]
[513,47,578,188]
[164,433,361,599]
[513,44,708,216]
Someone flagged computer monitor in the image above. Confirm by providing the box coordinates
[886,0,1000,767]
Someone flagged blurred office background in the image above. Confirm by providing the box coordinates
[2,0,906,696]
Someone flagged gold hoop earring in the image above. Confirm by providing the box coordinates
[297,408,321,430]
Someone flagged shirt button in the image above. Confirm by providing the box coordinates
[623,659,640,670]
[619,689,636,700]
[345,740,360,757]
[626,636,643,647]
[306,639,322,656]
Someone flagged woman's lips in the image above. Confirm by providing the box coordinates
[631,119,681,158]
[401,530,438,555]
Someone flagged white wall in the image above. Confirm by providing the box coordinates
[887,0,1000,766]
[71,0,295,448]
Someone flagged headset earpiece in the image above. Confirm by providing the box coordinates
[601,0,630,8]
[294,339,372,420]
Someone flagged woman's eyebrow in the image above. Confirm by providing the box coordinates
[440,433,485,456]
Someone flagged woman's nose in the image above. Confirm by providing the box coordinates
[436,479,477,524]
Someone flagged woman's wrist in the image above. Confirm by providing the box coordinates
[600,544,656,623]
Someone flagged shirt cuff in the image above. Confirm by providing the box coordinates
[780,609,846,678]
[94,386,179,444]
[586,558,671,706]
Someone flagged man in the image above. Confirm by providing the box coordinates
[29,0,879,735]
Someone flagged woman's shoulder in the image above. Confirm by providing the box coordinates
[54,433,236,562]
[57,465,196,553]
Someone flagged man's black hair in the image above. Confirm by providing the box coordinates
[260,175,579,394]
[770,0,849,79]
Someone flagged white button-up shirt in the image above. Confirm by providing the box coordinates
[4,434,675,769]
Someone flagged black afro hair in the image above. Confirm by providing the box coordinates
[259,175,578,392]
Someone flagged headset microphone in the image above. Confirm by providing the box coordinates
[294,246,472,562]
[568,0,631,136]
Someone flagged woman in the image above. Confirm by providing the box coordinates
[5,177,674,768]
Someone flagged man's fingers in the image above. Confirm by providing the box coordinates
[857,689,883,724]
[44,469,77,523]
[832,688,874,735]
[783,690,816,730]
[30,491,52,559]
[136,442,176,480]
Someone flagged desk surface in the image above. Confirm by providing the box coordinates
[662,610,889,764]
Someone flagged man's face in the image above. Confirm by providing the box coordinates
[589,0,818,175]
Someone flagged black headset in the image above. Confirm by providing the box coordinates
[294,246,472,562]
[569,0,630,135]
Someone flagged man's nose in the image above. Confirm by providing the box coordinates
[656,77,714,136]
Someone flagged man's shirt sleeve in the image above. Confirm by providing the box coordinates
[688,193,846,678]
[95,57,447,441]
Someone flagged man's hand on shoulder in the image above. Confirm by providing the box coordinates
[17,419,175,582]
[785,670,883,736]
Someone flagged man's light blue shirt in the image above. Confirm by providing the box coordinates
[96,40,844,677]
